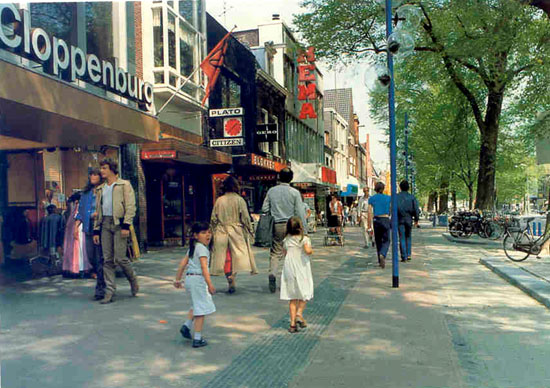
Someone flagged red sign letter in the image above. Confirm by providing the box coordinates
[298,83,317,100]
[299,102,317,119]
[298,65,316,81]
[297,47,316,63]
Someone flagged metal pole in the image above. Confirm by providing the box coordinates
[404,112,409,182]
[385,0,399,288]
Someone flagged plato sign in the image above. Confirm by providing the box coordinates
[209,107,244,117]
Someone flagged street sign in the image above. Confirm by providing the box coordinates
[210,138,244,147]
[224,117,243,138]
[209,107,244,117]
[256,123,278,142]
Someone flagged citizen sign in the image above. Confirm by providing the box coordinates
[0,4,154,107]
[210,138,244,147]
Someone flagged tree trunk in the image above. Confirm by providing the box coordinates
[427,191,438,213]
[438,179,449,214]
[468,185,474,210]
[475,91,503,210]
[452,190,457,212]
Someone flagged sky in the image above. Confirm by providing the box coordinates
[206,0,390,171]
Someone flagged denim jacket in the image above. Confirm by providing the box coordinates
[75,189,96,235]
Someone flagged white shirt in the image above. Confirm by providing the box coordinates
[102,182,115,216]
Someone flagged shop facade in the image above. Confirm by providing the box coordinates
[0,3,159,264]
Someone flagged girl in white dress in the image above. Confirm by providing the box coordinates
[174,222,216,348]
[280,216,314,333]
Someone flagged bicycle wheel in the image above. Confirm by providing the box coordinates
[478,222,489,239]
[503,231,532,262]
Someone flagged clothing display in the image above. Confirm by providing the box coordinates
[62,201,91,275]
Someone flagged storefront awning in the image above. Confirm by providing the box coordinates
[0,60,159,150]
[141,138,231,165]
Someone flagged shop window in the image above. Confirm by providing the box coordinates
[30,3,77,46]
[179,0,195,28]
[86,2,114,60]
[258,109,269,154]
[219,75,241,108]
[167,1,175,9]
[168,12,176,69]
[154,71,165,84]
[126,2,136,72]
[169,73,178,87]
[153,7,164,67]
[179,22,195,78]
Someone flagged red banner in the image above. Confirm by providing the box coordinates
[321,166,337,184]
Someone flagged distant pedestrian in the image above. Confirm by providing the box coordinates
[210,176,258,294]
[174,222,216,348]
[280,217,313,333]
[328,195,343,235]
[343,205,350,227]
[350,203,358,226]
[93,158,139,304]
[261,168,307,293]
[369,182,391,268]
[358,187,374,248]
[397,180,420,262]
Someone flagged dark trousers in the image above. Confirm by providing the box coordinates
[398,222,412,260]
[373,217,391,258]
[85,233,105,297]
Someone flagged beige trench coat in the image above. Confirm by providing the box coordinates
[210,193,258,276]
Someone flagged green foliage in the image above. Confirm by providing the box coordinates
[295,0,550,208]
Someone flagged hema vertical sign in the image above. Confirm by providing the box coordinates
[0,3,154,107]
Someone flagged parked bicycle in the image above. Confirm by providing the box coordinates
[503,215,550,262]
[448,210,500,239]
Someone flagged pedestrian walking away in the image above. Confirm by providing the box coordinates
[75,168,106,300]
[327,195,343,236]
[280,217,314,333]
[396,180,420,262]
[261,167,307,293]
[358,187,374,248]
[369,182,391,268]
[210,176,258,294]
[93,158,139,304]
[174,222,216,348]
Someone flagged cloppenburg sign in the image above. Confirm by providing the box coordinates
[0,4,154,108]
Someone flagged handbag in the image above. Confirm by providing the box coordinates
[254,213,274,247]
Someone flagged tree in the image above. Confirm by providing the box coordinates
[295,0,550,209]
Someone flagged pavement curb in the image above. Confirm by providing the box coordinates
[480,257,550,309]
[442,233,501,248]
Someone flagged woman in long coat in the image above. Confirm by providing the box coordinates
[210,176,258,293]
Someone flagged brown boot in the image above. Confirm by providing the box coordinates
[99,293,114,304]
[130,277,139,296]
[379,255,386,269]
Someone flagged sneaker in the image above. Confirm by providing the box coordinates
[180,325,192,340]
[268,275,276,293]
[192,338,208,348]
[99,293,114,304]
[130,278,139,296]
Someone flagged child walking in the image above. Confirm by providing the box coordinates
[174,222,216,348]
[280,216,314,333]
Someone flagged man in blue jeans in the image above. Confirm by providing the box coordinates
[396,180,420,262]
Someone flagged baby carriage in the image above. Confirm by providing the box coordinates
[324,219,344,246]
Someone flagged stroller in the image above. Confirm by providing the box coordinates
[324,217,344,246]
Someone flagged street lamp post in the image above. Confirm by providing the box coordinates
[385,0,399,288]
[404,112,409,182]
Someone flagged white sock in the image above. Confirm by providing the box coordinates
[194,332,202,340]
[184,319,193,329]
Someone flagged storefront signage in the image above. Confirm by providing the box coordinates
[248,174,277,181]
[210,138,244,147]
[0,4,154,108]
[303,192,315,198]
[297,47,317,120]
[141,150,177,160]
[256,123,278,142]
[224,117,243,137]
[321,166,337,185]
[209,107,244,117]
[250,153,286,172]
